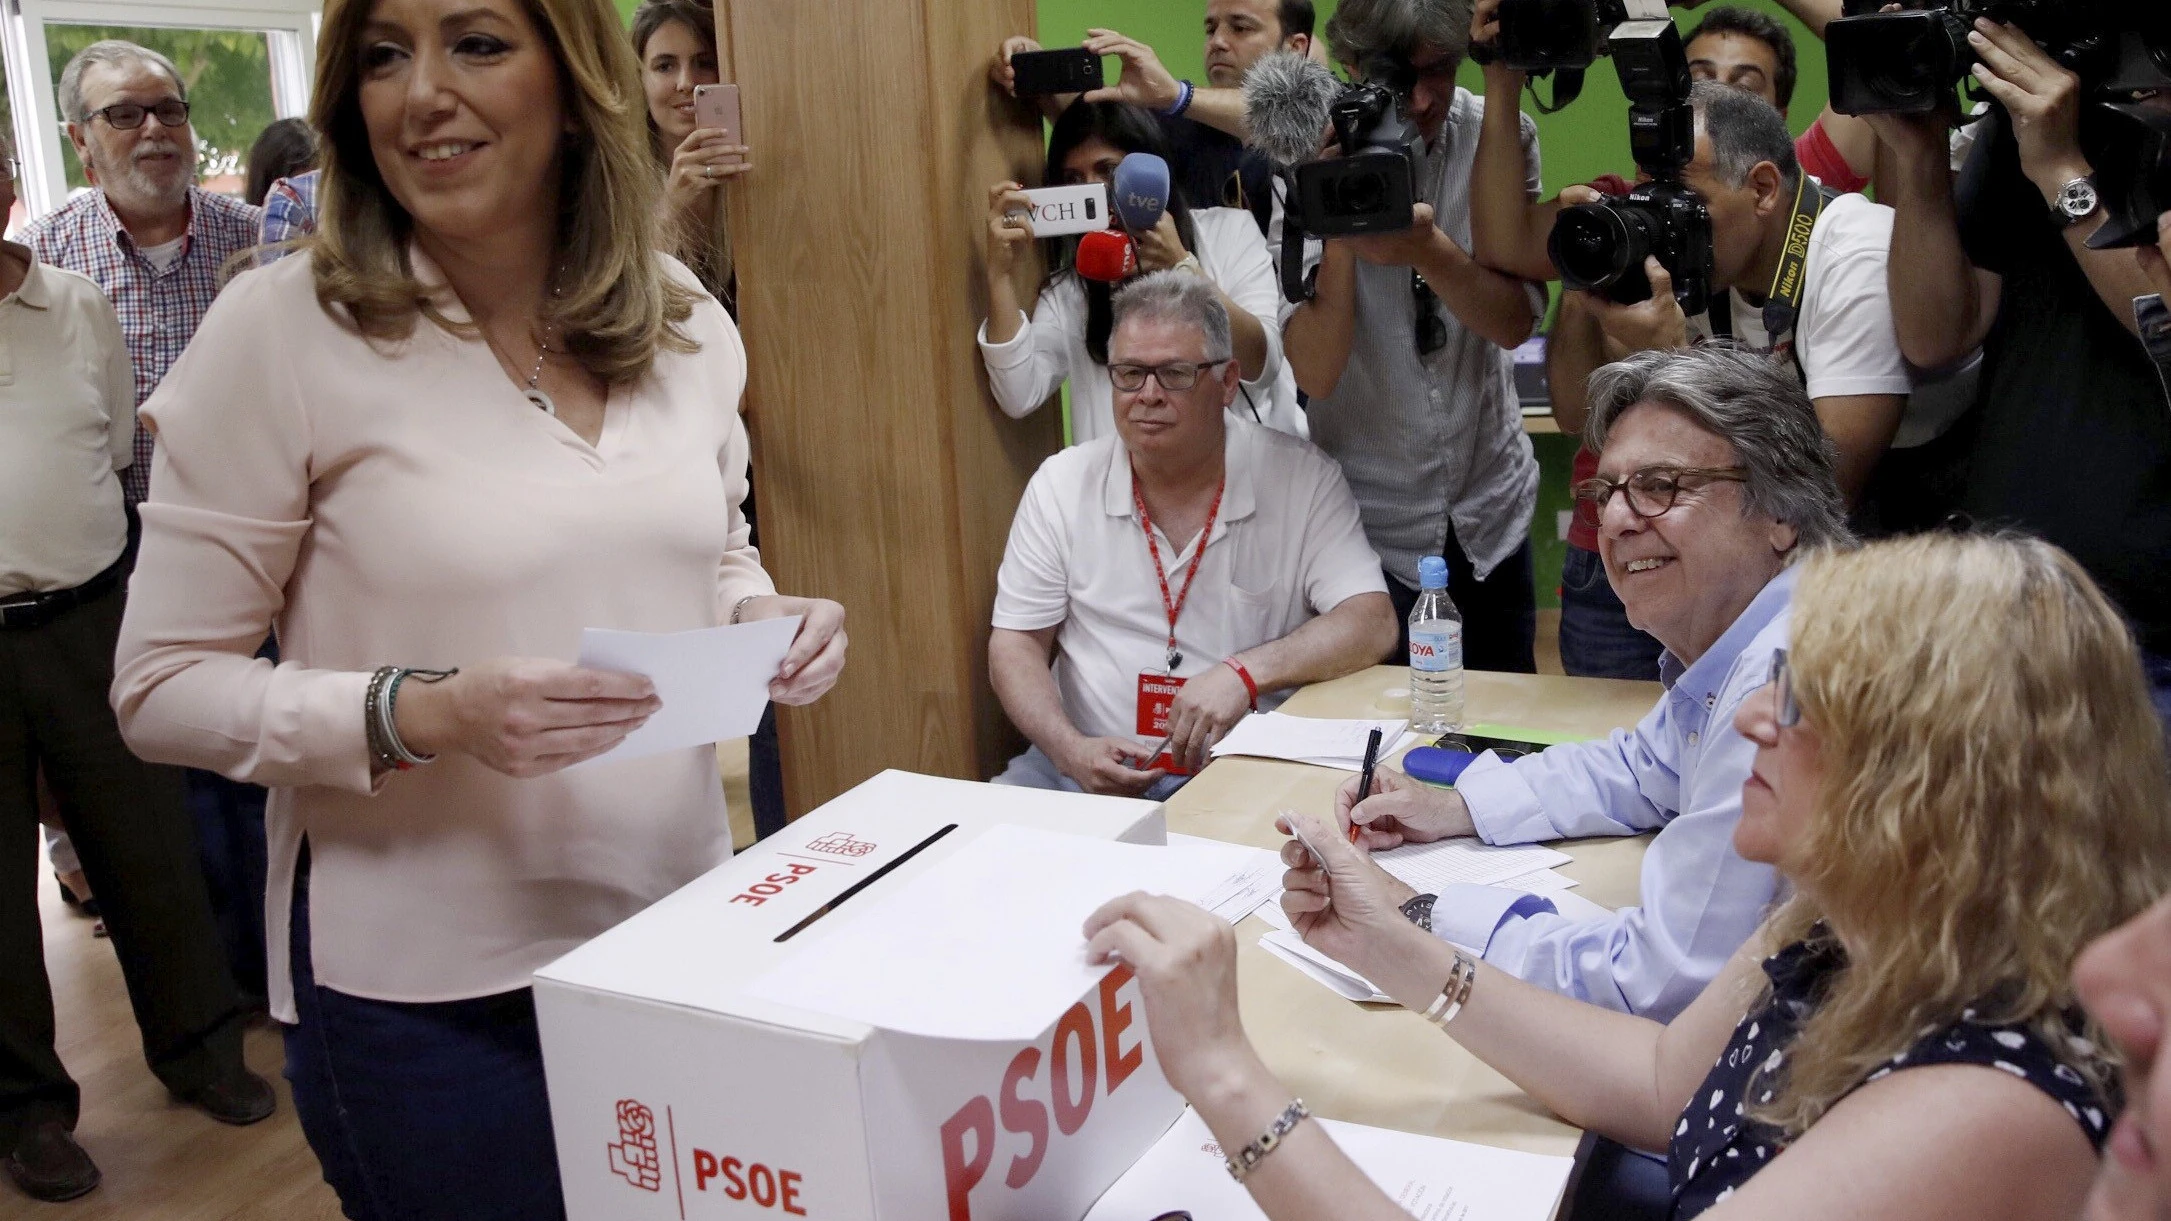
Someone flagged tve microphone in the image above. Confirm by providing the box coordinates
[1112,152,1171,233]
[1075,229,1138,282]
[1243,50,1342,167]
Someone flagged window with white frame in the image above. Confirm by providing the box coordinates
[0,0,314,220]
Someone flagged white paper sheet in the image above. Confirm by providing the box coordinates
[1085,1107,1575,1221]
[1373,839,1573,892]
[745,824,1264,1041]
[1258,929,1393,1002]
[1208,712,1410,770]
[1169,834,1286,925]
[1495,867,1579,892]
[571,616,801,768]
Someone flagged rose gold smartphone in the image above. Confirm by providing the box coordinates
[692,83,742,148]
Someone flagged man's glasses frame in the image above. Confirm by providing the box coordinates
[1413,271,1446,356]
[87,100,191,130]
[1108,359,1231,393]
[1571,465,1749,521]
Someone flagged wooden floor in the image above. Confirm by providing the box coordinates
[2,741,757,1219]
[1,616,1560,1218]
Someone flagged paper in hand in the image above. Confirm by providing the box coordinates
[570,616,801,768]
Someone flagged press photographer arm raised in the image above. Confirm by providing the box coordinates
[990,30,1258,139]
[1880,20,2153,364]
[1467,0,1567,281]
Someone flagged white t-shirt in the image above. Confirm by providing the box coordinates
[1685,191,1970,447]
[1687,191,1909,399]
[978,206,1304,444]
[993,417,1386,743]
[138,235,186,274]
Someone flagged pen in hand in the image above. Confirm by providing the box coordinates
[1351,727,1383,845]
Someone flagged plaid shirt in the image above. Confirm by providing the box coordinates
[23,186,264,504]
[259,170,319,251]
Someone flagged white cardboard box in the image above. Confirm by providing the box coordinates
[535,770,1186,1221]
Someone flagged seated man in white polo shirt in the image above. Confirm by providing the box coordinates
[990,270,1397,798]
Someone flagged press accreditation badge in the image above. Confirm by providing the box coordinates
[1137,672,1185,736]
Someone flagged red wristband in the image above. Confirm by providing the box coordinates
[1224,657,1259,709]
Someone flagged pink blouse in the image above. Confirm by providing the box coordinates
[112,250,775,1021]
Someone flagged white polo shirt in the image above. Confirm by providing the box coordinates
[994,417,1388,742]
[0,247,135,598]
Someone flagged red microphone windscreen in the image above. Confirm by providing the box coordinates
[1075,230,1138,283]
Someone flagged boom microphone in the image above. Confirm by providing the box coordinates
[1243,50,1343,167]
[1076,229,1139,282]
[1112,152,1170,233]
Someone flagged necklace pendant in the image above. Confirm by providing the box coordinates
[525,387,557,417]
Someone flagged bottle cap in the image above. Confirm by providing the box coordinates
[1417,556,1448,590]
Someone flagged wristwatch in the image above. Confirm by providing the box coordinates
[1400,892,1439,934]
[2051,174,2101,229]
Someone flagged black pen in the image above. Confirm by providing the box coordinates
[1352,727,1383,845]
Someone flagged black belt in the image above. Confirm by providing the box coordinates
[0,556,124,630]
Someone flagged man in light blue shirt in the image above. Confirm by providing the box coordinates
[1336,345,1853,1021]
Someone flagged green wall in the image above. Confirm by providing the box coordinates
[1033,0,1832,189]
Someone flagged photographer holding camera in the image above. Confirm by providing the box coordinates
[1874,16,2171,717]
[1546,85,1912,506]
[992,1,1317,237]
[1274,0,1548,673]
[981,101,1299,444]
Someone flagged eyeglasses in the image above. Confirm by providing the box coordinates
[1413,271,1446,356]
[88,100,190,130]
[1572,465,1749,520]
[1109,360,1229,392]
[1768,649,1800,728]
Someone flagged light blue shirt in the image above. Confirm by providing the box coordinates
[1433,567,1795,1021]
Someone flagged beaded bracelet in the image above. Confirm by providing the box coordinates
[1225,1098,1309,1182]
[1421,951,1479,1028]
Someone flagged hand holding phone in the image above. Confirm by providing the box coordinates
[691,84,746,168]
[1004,183,1110,237]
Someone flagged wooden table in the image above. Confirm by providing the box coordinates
[1162,665,1662,1158]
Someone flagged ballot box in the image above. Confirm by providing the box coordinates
[534,770,1196,1221]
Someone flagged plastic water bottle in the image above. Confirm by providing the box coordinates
[1407,555,1465,733]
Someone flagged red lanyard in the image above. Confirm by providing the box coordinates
[1133,475,1225,672]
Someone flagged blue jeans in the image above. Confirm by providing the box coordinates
[283,847,567,1221]
[1558,545,1662,682]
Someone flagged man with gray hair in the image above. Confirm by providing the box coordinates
[1325,344,1851,1023]
[1548,82,1916,506]
[23,40,262,510]
[990,271,1397,796]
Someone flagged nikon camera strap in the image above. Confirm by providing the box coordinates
[1707,174,1839,372]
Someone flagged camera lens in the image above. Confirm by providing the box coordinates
[1548,203,1651,295]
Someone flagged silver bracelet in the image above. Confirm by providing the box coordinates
[731,594,760,624]
[1225,1098,1310,1182]
[366,666,457,771]
[1421,951,1479,1028]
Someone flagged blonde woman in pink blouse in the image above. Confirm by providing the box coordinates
[106,0,844,1212]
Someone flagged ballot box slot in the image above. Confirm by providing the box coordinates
[772,822,959,943]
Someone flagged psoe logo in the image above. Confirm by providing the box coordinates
[805,831,877,858]
[608,1099,663,1192]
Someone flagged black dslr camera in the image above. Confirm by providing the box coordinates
[1291,80,1420,238]
[1826,0,2140,115]
[1550,182,1714,316]
[1517,8,1715,317]
[1275,76,1423,301]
